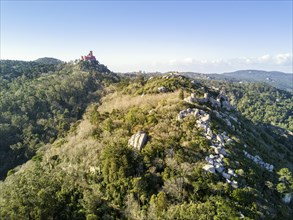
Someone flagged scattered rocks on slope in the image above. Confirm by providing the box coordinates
[178,89,276,190]
[213,110,238,130]
[243,150,274,172]
[177,107,239,188]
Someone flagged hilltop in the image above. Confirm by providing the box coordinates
[0,63,292,219]
[34,57,63,65]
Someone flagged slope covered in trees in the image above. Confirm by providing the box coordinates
[0,72,292,219]
[0,60,119,179]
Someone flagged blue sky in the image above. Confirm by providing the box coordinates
[1,0,292,73]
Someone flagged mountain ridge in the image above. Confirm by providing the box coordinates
[0,60,292,219]
[182,69,292,92]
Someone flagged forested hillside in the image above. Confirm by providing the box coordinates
[0,68,292,219]
[0,60,119,179]
[197,79,293,132]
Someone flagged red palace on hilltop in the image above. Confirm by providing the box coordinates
[81,51,96,61]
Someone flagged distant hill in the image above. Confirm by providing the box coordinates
[34,57,63,65]
[212,70,293,92]
[180,70,292,92]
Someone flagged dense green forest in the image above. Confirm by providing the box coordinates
[0,60,292,219]
[196,79,293,132]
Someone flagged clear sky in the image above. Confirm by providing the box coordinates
[1,0,292,73]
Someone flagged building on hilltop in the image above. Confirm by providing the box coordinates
[81,51,96,61]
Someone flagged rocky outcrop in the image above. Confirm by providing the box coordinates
[158,86,167,93]
[178,89,276,190]
[213,110,238,130]
[162,72,183,79]
[178,108,217,141]
[184,93,209,104]
[202,164,216,174]
[129,131,148,151]
[177,107,239,187]
[184,93,197,103]
[184,91,234,110]
[243,150,274,172]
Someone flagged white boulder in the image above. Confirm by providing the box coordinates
[158,86,167,93]
[128,131,148,151]
[203,164,216,174]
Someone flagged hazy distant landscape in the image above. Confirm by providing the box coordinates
[0,0,292,219]
[182,70,293,92]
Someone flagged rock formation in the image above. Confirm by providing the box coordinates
[128,131,148,151]
[243,150,274,172]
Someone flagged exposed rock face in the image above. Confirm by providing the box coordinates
[215,164,224,173]
[228,168,237,177]
[178,107,239,187]
[215,147,227,156]
[129,131,148,151]
[216,134,224,142]
[243,150,274,172]
[162,72,182,79]
[184,96,196,104]
[184,91,234,110]
[191,93,197,99]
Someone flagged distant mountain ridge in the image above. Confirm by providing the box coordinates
[182,70,293,92]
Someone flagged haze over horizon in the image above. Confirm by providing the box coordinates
[1,1,292,73]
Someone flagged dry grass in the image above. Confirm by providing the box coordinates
[41,117,102,173]
[98,90,181,112]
